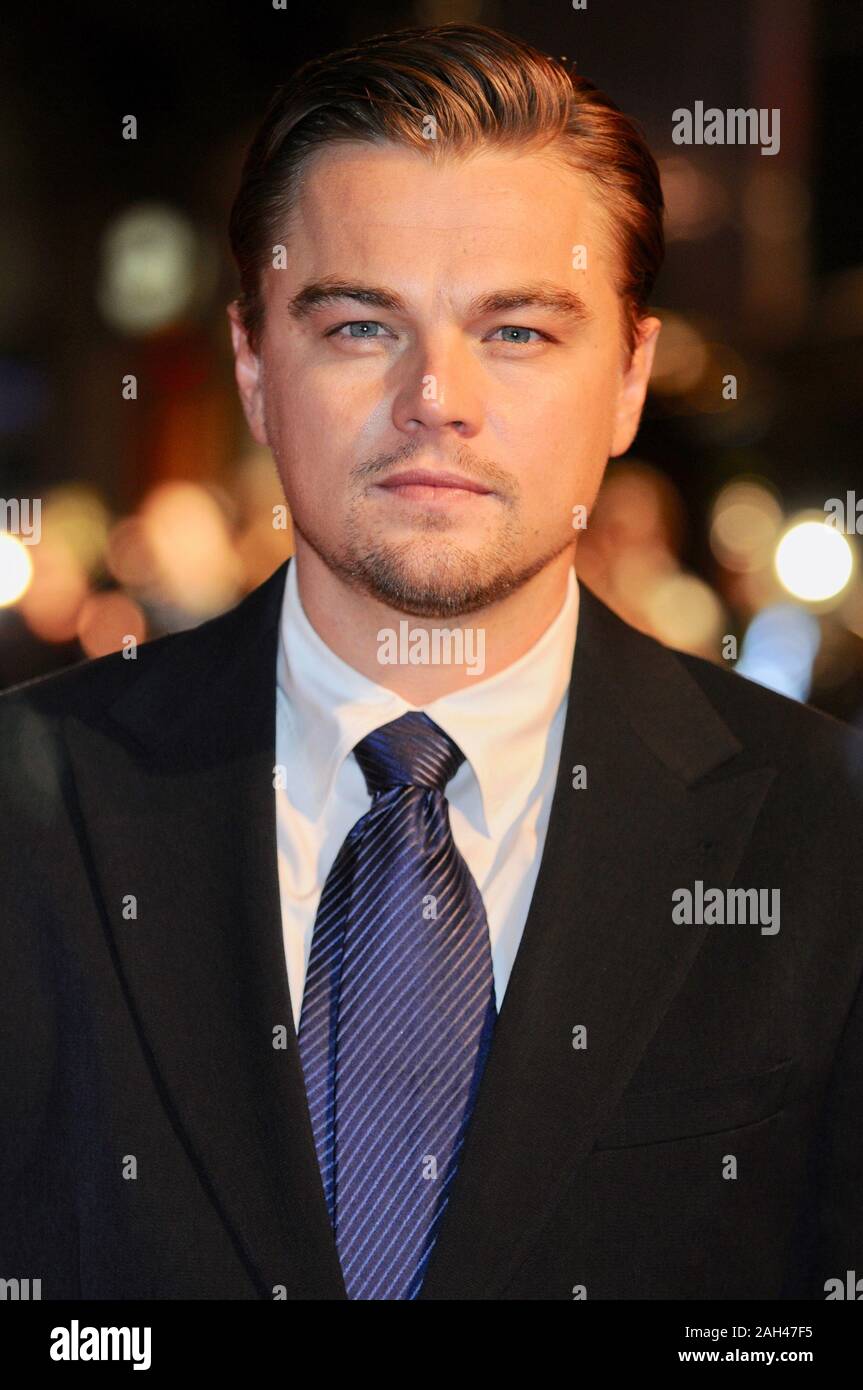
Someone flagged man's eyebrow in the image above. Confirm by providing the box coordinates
[468,284,592,323]
[288,279,404,319]
[286,278,592,324]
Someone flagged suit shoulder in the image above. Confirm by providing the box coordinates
[0,565,287,773]
[0,564,286,733]
[673,643,863,772]
[585,586,861,768]
[0,617,213,728]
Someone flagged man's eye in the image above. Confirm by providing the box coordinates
[488,326,547,344]
[327,320,393,339]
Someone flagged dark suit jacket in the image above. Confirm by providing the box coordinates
[2,557,863,1300]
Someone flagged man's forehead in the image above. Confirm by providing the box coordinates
[284,140,615,286]
[294,138,600,228]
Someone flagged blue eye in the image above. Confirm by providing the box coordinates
[490,326,545,344]
[330,321,391,338]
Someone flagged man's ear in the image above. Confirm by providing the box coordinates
[227,301,269,447]
[609,315,661,458]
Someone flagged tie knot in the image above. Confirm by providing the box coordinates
[353,711,465,797]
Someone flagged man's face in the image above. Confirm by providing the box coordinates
[230,140,660,618]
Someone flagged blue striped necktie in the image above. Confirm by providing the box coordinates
[297,710,497,1300]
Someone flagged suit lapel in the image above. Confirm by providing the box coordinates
[63,559,347,1300]
[417,585,777,1299]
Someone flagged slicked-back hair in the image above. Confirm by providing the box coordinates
[228,22,664,358]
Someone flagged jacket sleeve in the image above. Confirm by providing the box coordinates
[0,698,81,1298]
[810,959,863,1298]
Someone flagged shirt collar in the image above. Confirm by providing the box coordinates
[276,557,579,839]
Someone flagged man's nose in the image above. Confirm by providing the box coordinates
[391,335,483,438]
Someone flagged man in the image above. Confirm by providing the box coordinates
[1,22,862,1302]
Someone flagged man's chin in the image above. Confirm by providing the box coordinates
[334,545,524,619]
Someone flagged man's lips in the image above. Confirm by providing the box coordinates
[376,469,492,495]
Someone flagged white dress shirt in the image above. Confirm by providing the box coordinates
[275,558,580,1032]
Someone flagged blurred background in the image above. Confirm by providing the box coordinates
[1,0,862,718]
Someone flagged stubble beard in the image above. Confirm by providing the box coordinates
[294,498,572,619]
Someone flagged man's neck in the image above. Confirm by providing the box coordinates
[292,543,577,702]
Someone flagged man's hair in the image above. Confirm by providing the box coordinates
[229,22,664,359]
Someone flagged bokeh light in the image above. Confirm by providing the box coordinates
[139,481,243,615]
[43,484,111,576]
[737,604,821,702]
[775,518,854,604]
[657,155,730,242]
[710,480,784,573]
[642,571,726,656]
[76,590,148,658]
[18,534,89,642]
[0,531,34,605]
[97,203,201,335]
[648,312,710,395]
